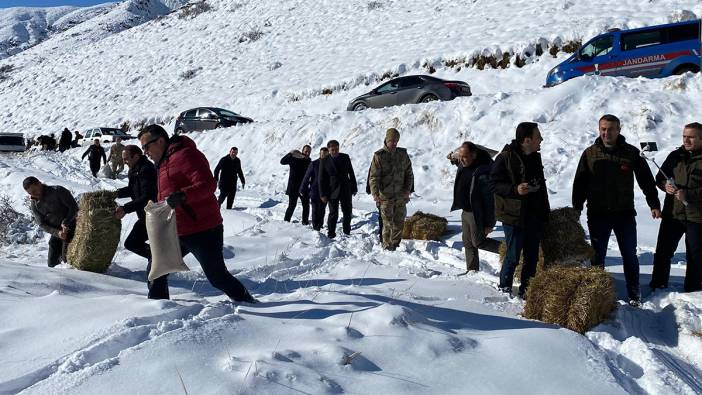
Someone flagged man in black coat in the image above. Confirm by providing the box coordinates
[490,122,550,298]
[649,145,687,290]
[300,147,329,231]
[214,147,246,209]
[319,140,357,238]
[59,128,72,152]
[23,177,79,267]
[449,142,496,273]
[81,139,107,177]
[114,145,165,299]
[281,145,312,224]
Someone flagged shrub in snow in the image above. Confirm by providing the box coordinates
[180,67,202,80]
[367,1,384,10]
[0,64,15,81]
[239,28,264,43]
[178,0,212,19]
[0,195,43,245]
[668,10,697,23]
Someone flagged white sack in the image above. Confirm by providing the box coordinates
[98,164,113,178]
[145,200,189,281]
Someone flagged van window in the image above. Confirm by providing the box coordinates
[580,35,614,58]
[666,23,700,43]
[0,136,23,145]
[622,30,663,51]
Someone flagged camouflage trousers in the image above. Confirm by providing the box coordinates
[379,198,407,249]
[110,159,124,179]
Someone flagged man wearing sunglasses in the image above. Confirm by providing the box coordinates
[137,125,257,303]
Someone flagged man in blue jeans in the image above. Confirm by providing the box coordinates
[490,122,550,299]
[573,114,661,306]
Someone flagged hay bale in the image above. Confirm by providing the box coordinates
[67,190,121,273]
[523,266,616,334]
[402,211,447,241]
[542,207,594,266]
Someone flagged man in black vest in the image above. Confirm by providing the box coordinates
[572,114,661,306]
[490,122,550,298]
[81,138,107,177]
[319,140,357,238]
[281,145,312,224]
[114,145,166,299]
[214,147,246,209]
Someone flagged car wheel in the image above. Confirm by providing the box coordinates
[353,102,368,111]
[673,65,700,75]
[175,128,185,135]
[420,94,438,103]
[214,123,223,129]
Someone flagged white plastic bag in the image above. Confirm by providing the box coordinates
[145,200,189,281]
[98,164,113,179]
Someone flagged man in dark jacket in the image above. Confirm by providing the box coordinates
[300,147,329,231]
[667,122,702,292]
[214,147,246,209]
[23,177,79,267]
[649,145,687,290]
[72,131,82,148]
[450,142,496,272]
[490,122,550,298]
[138,125,256,303]
[81,139,107,177]
[572,114,661,306]
[114,145,165,299]
[59,128,72,152]
[281,145,312,224]
[319,140,357,238]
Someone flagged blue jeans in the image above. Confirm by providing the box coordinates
[588,214,640,299]
[499,218,544,295]
[179,224,253,301]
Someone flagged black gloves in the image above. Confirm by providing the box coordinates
[166,191,186,209]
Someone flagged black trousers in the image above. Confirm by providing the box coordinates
[327,194,352,238]
[284,194,310,224]
[310,198,327,231]
[89,161,100,177]
[218,187,237,209]
[48,236,63,267]
[650,217,685,289]
[124,218,169,299]
[685,221,702,292]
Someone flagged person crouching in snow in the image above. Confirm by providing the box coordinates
[137,125,257,303]
[23,176,79,267]
[113,145,167,299]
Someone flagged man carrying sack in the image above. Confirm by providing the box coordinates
[138,125,257,303]
[23,177,78,267]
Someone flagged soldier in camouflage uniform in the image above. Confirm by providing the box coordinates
[369,128,414,251]
[109,137,125,179]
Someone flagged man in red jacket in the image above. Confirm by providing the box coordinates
[138,125,256,303]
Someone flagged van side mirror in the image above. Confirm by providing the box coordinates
[580,53,593,62]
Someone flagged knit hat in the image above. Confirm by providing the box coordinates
[385,128,400,142]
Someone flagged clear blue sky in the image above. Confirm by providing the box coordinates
[0,0,113,8]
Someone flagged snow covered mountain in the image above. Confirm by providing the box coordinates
[2,0,702,393]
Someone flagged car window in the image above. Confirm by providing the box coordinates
[621,30,663,51]
[376,81,400,94]
[197,108,215,118]
[217,109,240,117]
[397,77,423,88]
[184,110,197,118]
[580,35,614,58]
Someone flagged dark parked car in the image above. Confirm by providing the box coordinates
[174,107,253,134]
[347,75,471,111]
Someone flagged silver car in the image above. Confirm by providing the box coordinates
[347,75,471,111]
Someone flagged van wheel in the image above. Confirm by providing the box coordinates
[674,65,700,75]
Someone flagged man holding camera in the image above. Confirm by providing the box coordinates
[490,122,550,299]
[572,114,661,306]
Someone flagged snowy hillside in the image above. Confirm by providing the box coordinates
[2,0,702,393]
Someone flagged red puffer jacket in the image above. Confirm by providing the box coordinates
[156,135,222,236]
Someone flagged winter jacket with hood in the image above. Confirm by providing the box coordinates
[368,145,414,201]
[572,135,660,217]
[116,155,157,220]
[156,135,222,236]
[29,185,79,237]
[450,147,496,235]
[672,149,702,224]
[490,140,550,226]
[655,146,686,218]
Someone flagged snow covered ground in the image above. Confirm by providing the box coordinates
[2,0,702,393]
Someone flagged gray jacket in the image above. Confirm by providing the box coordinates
[30,185,79,237]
